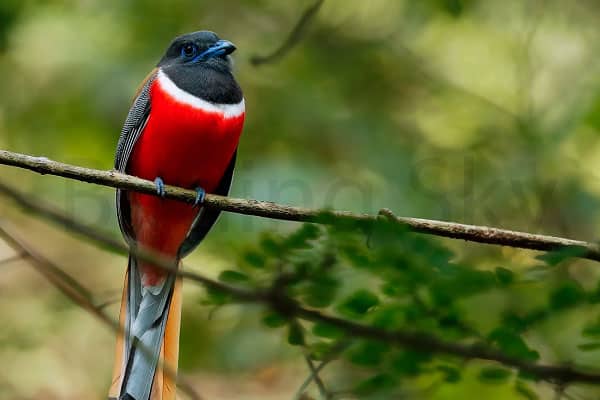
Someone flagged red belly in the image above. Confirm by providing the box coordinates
[127,79,244,284]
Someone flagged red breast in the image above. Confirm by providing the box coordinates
[129,69,245,192]
[127,69,245,273]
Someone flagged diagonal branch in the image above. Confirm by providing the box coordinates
[0,221,112,326]
[1,181,600,385]
[0,221,203,400]
[294,341,351,400]
[1,149,599,261]
[303,354,330,399]
[250,0,325,66]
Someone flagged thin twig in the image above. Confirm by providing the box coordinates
[0,150,599,261]
[0,222,101,317]
[95,296,122,310]
[294,358,330,400]
[303,354,330,399]
[294,341,351,400]
[0,253,27,266]
[250,0,324,66]
[555,384,566,400]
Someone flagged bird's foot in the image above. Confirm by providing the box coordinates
[193,186,206,207]
[154,177,166,197]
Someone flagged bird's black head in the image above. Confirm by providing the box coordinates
[158,31,236,71]
[157,31,242,104]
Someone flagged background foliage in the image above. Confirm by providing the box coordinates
[2,0,600,399]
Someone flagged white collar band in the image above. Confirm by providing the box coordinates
[156,69,245,119]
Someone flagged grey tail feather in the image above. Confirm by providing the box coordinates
[119,255,175,400]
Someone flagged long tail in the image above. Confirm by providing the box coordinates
[109,255,182,400]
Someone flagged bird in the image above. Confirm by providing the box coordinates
[108,31,245,400]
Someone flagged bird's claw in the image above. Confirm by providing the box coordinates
[154,177,166,197]
[193,187,206,207]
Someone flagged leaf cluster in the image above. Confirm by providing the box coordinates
[198,220,600,398]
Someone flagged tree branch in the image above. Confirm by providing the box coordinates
[1,179,600,384]
[303,354,331,399]
[1,149,599,261]
[0,221,203,400]
[250,0,325,66]
[294,341,351,400]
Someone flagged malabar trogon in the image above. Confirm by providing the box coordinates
[109,31,245,400]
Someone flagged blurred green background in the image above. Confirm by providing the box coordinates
[2,0,600,398]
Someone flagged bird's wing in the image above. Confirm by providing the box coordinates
[178,150,237,257]
[115,70,155,242]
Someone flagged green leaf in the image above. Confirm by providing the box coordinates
[577,342,600,351]
[517,369,538,382]
[242,250,265,268]
[339,238,371,268]
[420,242,455,269]
[218,270,250,284]
[582,322,600,338]
[502,312,528,332]
[495,267,515,286]
[549,281,585,310]
[312,322,344,339]
[203,287,231,306]
[284,223,321,249]
[261,312,287,328]
[287,321,305,346]
[348,341,388,366]
[430,267,496,305]
[353,373,396,396]
[488,328,539,361]
[337,289,380,317]
[536,247,587,266]
[437,365,461,383]
[380,279,410,297]
[478,367,512,384]
[371,305,405,329]
[308,341,335,361]
[502,310,548,333]
[390,350,432,376]
[589,282,600,303]
[259,233,283,256]
[303,274,339,308]
[515,381,538,400]
[437,309,465,331]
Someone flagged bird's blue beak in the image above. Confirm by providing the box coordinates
[198,40,237,59]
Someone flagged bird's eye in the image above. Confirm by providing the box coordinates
[180,43,198,59]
